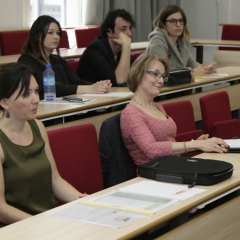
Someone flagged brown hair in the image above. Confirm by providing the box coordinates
[128,53,170,93]
[22,15,62,65]
[153,5,190,39]
[0,63,40,111]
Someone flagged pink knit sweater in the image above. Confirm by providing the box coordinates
[120,103,177,165]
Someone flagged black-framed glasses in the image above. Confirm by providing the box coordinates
[146,71,168,82]
[165,18,184,26]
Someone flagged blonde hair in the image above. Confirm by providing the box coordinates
[153,5,190,39]
[128,53,170,92]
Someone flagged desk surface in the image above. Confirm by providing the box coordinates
[1,39,240,66]
[0,153,239,240]
[36,66,240,121]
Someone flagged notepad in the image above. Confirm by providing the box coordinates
[86,190,179,214]
[195,73,228,80]
[224,139,240,152]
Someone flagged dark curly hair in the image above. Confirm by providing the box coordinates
[100,9,135,38]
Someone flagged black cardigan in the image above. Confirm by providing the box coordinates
[18,53,92,99]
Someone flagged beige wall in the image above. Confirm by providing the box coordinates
[0,0,30,30]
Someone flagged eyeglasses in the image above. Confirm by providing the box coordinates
[146,71,168,82]
[165,18,184,26]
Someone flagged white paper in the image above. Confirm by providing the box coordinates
[50,203,148,229]
[195,73,228,80]
[119,180,206,201]
[40,98,95,105]
[224,139,240,149]
[88,190,179,213]
[81,92,133,97]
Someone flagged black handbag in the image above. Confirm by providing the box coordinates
[138,156,234,188]
[165,67,192,86]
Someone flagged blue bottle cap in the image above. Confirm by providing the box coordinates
[45,64,52,69]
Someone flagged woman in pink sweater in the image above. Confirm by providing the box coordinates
[120,53,228,165]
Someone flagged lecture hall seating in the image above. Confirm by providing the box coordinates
[200,91,240,139]
[0,29,69,56]
[0,30,29,55]
[48,124,103,196]
[66,59,80,73]
[75,26,101,48]
[219,24,240,51]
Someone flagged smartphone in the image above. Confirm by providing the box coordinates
[62,96,83,103]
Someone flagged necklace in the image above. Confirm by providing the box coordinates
[132,98,158,111]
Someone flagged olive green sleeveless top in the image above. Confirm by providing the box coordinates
[0,120,58,228]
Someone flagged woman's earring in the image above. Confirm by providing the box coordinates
[6,111,10,118]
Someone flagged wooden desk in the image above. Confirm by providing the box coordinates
[38,66,240,122]
[1,39,240,66]
[191,39,240,63]
[0,42,149,67]
[0,153,239,240]
[37,87,132,121]
[0,39,240,66]
[157,152,240,240]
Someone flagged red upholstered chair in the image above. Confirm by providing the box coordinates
[162,101,204,157]
[47,124,103,195]
[75,26,101,48]
[66,59,80,73]
[162,100,204,142]
[0,30,29,55]
[219,25,240,51]
[200,91,240,139]
[131,51,144,60]
[59,29,70,49]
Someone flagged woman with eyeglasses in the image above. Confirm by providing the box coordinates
[146,5,216,79]
[120,53,228,166]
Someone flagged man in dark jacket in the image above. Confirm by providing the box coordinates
[76,9,135,86]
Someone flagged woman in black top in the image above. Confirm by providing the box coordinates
[18,15,111,99]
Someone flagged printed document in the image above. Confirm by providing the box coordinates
[51,202,148,228]
[119,180,206,201]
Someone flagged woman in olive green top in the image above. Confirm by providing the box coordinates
[0,63,87,227]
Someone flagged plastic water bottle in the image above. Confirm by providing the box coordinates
[43,64,56,102]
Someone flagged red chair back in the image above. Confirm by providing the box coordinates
[162,100,204,156]
[200,91,240,138]
[219,25,240,51]
[0,30,29,55]
[163,100,198,133]
[75,26,101,48]
[59,29,69,49]
[131,51,144,60]
[47,124,103,194]
[200,91,232,133]
[66,59,79,73]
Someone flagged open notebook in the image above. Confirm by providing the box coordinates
[224,139,240,153]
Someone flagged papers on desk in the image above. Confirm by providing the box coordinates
[195,73,228,81]
[224,139,240,152]
[81,92,133,97]
[119,180,206,201]
[40,98,95,105]
[51,202,148,229]
[50,180,205,228]
[87,190,179,213]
